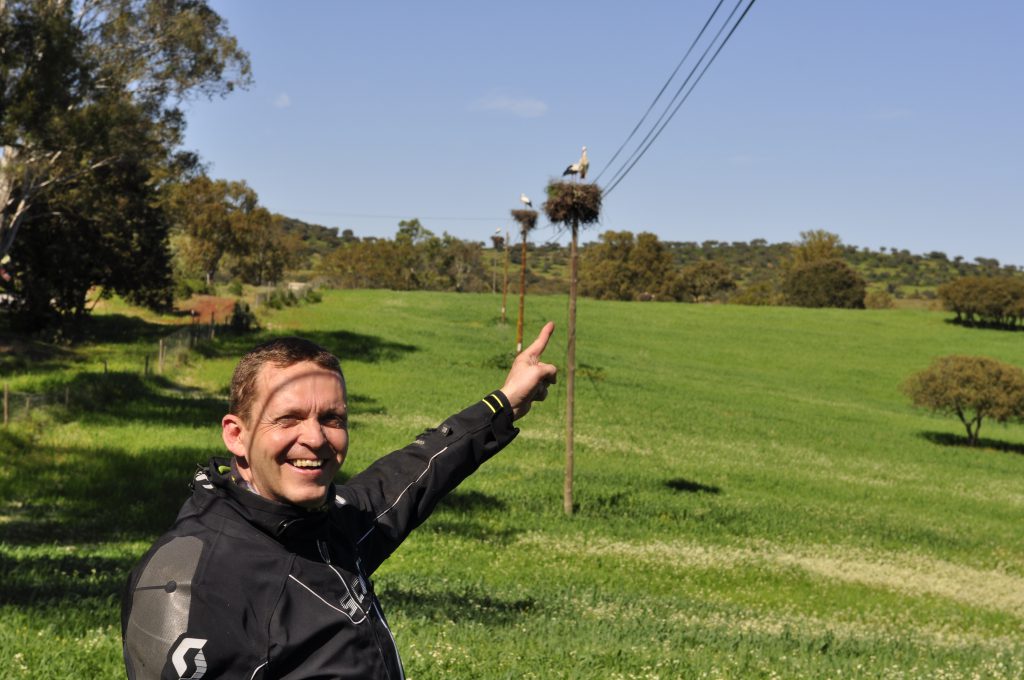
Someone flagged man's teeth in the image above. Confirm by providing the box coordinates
[290,459,323,469]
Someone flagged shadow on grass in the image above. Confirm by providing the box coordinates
[384,586,535,625]
[0,333,79,376]
[194,329,418,365]
[665,478,722,494]
[918,431,1024,455]
[60,371,228,427]
[29,371,385,427]
[0,432,203,546]
[437,489,506,513]
[0,551,133,607]
[80,313,182,344]
[427,490,518,543]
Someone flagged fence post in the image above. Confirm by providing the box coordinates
[144,354,149,376]
[210,312,216,340]
[25,394,31,418]
[65,386,70,408]
[159,339,165,374]
[103,359,108,374]
[3,383,7,426]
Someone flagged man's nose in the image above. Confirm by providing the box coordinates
[298,417,327,448]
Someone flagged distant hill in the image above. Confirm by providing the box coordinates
[274,215,1021,302]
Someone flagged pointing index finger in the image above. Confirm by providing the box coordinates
[525,321,555,359]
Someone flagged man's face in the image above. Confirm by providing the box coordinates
[222,360,348,508]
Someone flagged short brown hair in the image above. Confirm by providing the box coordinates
[229,337,343,424]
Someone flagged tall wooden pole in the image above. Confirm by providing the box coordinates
[501,231,510,324]
[565,218,578,515]
[516,225,527,353]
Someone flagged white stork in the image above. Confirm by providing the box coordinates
[520,193,532,208]
[562,146,589,180]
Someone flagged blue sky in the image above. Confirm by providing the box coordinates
[183,1,1023,265]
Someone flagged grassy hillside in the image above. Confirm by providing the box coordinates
[2,291,1022,678]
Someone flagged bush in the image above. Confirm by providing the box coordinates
[230,300,259,333]
[731,280,783,306]
[782,259,865,309]
[265,287,299,309]
[903,355,1024,445]
[938,276,1024,327]
[175,278,211,300]
[864,290,895,309]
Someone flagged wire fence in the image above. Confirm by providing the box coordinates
[1,310,245,427]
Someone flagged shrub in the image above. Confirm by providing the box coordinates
[938,276,1024,327]
[731,280,783,306]
[865,290,895,309]
[230,300,259,333]
[783,258,865,309]
[903,355,1024,445]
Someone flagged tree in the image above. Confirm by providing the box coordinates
[580,230,635,301]
[1,0,251,260]
[677,260,736,302]
[167,175,236,286]
[5,94,175,336]
[580,230,675,301]
[790,229,843,268]
[904,356,1024,446]
[783,258,865,308]
[938,276,1024,328]
[229,209,297,287]
[629,232,674,299]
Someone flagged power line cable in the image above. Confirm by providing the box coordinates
[278,208,507,223]
[602,0,753,196]
[604,0,757,197]
[593,0,728,184]
[600,0,746,193]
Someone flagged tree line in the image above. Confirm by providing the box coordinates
[1,0,250,337]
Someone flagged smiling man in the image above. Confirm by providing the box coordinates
[122,325,557,680]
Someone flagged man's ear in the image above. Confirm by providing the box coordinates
[222,414,248,461]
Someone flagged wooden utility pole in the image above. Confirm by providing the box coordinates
[542,177,602,517]
[516,227,527,352]
[501,230,510,324]
[565,216,579,515]
[510,209,537,353]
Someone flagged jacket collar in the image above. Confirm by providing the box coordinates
[200,457,331,540]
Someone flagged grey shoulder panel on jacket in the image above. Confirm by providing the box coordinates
[124,536,204,680]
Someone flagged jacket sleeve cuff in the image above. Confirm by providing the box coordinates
[478,390,517,444]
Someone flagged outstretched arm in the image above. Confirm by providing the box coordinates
[501,321,558,420]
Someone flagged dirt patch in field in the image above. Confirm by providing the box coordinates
[178,295,237,324]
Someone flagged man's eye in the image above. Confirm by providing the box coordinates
[321,415,347,428]
[276,417,300,427]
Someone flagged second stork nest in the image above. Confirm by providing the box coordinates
[543,181,603,226]
[510,209,538,232]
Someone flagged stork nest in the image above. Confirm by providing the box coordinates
[510,209,538,231]
[543,181,602,226]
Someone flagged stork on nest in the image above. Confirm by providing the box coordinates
[562,146,589,180]
[520,193,532,208]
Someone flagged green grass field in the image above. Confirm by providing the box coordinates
[2,290,1022,678]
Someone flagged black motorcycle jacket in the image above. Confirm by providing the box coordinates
[122,391,517,679]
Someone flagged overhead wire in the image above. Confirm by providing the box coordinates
[601,0,758,197]
[593,0,728,184]
[602,0,750,195]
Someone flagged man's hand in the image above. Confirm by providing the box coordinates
[501,322,558,420]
